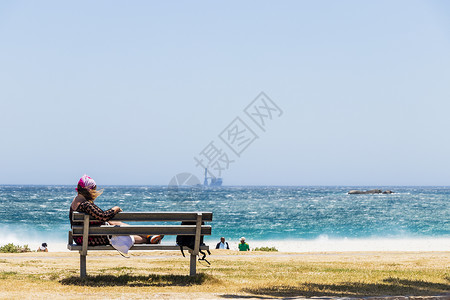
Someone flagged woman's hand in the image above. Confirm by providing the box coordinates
[112,206,122,213]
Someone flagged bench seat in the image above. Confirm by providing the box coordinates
[67,244,210,251]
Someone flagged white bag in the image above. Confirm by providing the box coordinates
[108,235,135,256]
[106,223,135,257]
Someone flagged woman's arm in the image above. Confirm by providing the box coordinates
[77,201,121,222]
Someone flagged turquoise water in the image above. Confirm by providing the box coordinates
[0,186,448,251]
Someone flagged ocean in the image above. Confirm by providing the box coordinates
[0,185,449,252]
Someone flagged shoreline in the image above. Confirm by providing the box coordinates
[5,236,449,253]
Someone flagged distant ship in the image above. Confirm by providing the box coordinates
[203,168,223,187]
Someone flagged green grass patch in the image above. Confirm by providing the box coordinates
[100,266,135,273]
[0,243,31,253]
[253,246,278,252]
[0,271,18,279]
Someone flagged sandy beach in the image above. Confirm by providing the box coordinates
[0,250,448,299]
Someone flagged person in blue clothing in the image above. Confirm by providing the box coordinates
[215,237,230,249]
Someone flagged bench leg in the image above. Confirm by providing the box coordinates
[80,254,87,278]
[189,253,196,276]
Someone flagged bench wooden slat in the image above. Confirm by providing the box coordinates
[72,212,213,222]
[67,244,210,251]
[72,225,212,236]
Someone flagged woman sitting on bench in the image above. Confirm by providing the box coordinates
[69,174,163,246]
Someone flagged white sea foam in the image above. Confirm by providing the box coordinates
[242,237,450,252]
[0,226,67,252]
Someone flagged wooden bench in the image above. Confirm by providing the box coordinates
[67,211,213,277]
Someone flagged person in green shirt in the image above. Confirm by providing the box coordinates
[238,237,250,251]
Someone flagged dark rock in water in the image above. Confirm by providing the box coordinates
[348,189,393,195]
[348,189,382,194]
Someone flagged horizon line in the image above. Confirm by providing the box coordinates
[0,184,449,187]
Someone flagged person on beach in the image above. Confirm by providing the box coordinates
[37,243,48,252]
[216,237,230,249]
[238,237,250,251]
[69,174,163,246]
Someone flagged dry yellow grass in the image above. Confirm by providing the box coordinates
[0,251,448,299]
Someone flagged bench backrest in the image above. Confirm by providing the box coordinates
[72,211,213,222]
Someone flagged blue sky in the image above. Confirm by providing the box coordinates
[1,1,450,186]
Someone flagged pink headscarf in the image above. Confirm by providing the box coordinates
[77,174,96,190]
